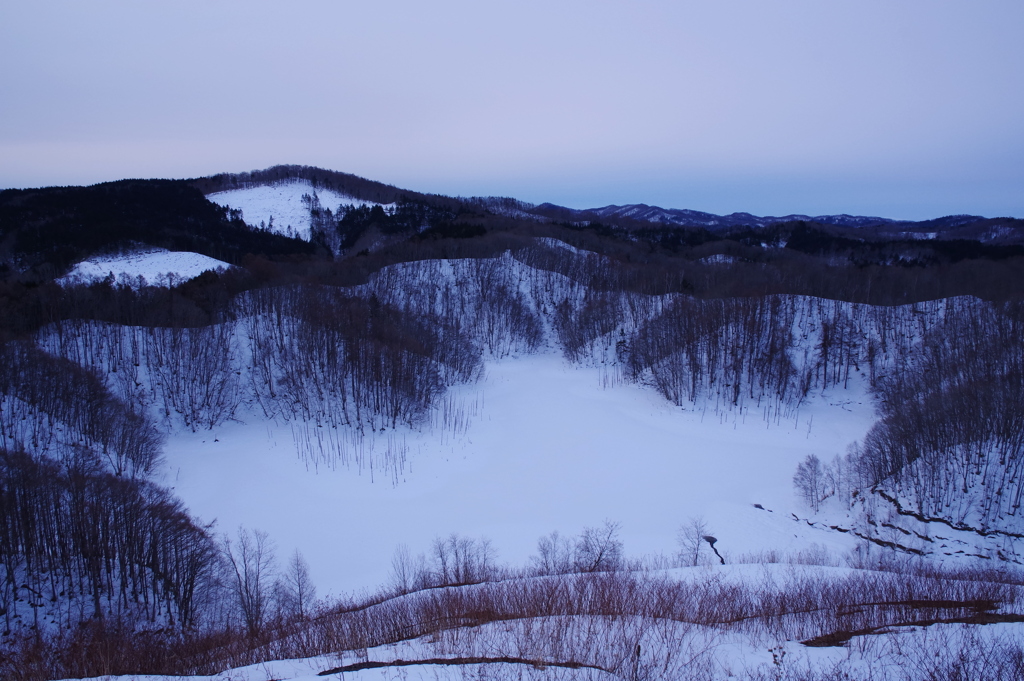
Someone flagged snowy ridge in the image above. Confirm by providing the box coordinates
[538,202,1024,245]
[584,203,897,229]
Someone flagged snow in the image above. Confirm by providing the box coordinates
[58,248,232,287]
[54,653,614,681]
[207,180,389,240]
[163,352,875,598]
[698,253,738,264]
[535,236,588,255]
[52,618,1024,681]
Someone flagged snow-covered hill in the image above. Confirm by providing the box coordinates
[207,179,390,240]
[9,284,1024,681]
[58,248,232,287]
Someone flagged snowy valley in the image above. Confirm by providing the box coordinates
[1,168,1023,680]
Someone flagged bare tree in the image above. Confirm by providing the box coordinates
[575,521,623,573]
[531,531,575,576]
[793,454,827,512]
[276,549,316,619]
[224,527,277,637]
[430,533,496,585]
[389,543,420,594]
[677,516,710,567]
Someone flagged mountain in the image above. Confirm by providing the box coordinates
[525,201,1024,245]
[542,202,902,229]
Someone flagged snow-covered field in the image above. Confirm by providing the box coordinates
[58,248,232,287]
[163,351,874,597]
[208,180,389,240]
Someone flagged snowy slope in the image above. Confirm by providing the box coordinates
[54,605,1024,681]
[207,180,388,240]
[58,248,232,287]
[163,351,874,597]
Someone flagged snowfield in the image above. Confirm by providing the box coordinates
[163,351,875,597]
[58,248,232,287]
[208,180,391,240]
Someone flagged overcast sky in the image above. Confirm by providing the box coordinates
[2,1,1022,219]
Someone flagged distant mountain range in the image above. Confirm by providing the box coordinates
[522,202,1024,245]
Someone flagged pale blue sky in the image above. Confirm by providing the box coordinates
[2,1,1022,219]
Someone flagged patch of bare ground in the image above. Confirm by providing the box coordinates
[802,598,1024,647]
[318,655,609,675]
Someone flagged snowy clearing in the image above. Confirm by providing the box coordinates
[58,248,232,287]
[164,351,874,597]
[208,180,389,240]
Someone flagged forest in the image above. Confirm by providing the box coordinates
[1,168,1023,679]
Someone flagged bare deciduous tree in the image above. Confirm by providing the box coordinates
[531,530,575,576]
[430,533,496,585]
[389,543,420,594]
[575,520,623,573]
[794,454,827,512]
[677,516,710,567]
[276,549,316,619]
[224,527,277,637]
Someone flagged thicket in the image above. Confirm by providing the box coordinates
[511,225,1024,304]
[783,297,1024,538]
[623,296,796,409]
[333,200,461,249]
[4,541,1022,681]
[0,342,162,476]
[0,343,219,637]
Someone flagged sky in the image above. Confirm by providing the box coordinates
[1,1,1022,220]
